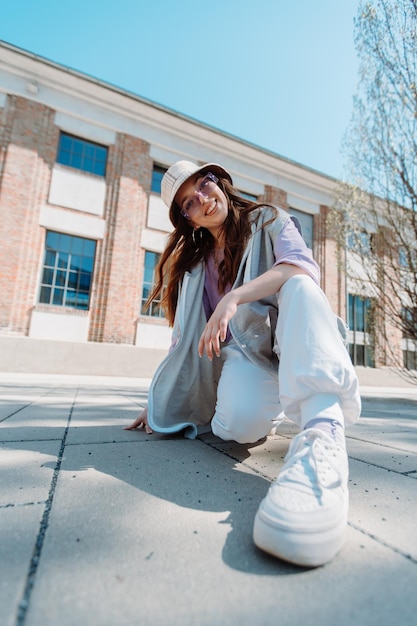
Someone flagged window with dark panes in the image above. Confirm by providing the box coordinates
[347,230,371,254]
[401,307,417,339]
[401,307,417,371]
[348,294,374,367]
[151,165,167,194]
[141,250,165,318]
[399,246,417,270]
[38,232,96,310]
[403,349,417,370]
[56,132,108,176]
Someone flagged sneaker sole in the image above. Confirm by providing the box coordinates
[253,507,347,568]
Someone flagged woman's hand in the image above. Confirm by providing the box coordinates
[123,406,153,434]
[198,264,309,360]
[198,292,238,360]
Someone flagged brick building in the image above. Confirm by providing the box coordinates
[0,41,353,376]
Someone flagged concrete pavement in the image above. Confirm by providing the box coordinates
[1,372,416,626]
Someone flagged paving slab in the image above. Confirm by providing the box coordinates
[0,441,61,506]
[0,374,416,626]
[0,389,74,443]
[0,505,46,626]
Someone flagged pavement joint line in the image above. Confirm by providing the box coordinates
[201,437,417,485]
[0,388,59,423]
[63,438,150,447]
[0,403,35,423]
[348,521,417,565]
[118,391,149,401]
[14,386,79,626]
[347,434,417,453]
[1,438,64,444]
[1,500,47,509]
[198,438,282,482]
[201,432,417,477]
[348,455,417,478]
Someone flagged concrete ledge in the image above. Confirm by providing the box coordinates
[0,336,166,378]
[355,365,417,388]
[1,337,416,388]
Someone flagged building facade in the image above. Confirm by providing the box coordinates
[0,42,352,374]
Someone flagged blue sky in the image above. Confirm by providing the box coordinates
[1,0,360,179]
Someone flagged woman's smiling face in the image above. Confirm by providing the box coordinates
[175,172,229,241]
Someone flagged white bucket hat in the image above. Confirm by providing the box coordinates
[161,160,233,224]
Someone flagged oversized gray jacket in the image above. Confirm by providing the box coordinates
[147,206,295,438]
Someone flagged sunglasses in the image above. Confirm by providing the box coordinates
[180,172,219,219]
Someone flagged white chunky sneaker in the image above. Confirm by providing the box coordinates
[253,428,349,567]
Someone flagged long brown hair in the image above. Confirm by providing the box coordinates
[146,176,276,325]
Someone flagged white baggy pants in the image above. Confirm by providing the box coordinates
[211,275,361,444]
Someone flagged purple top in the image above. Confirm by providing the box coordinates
[203,216,320,341]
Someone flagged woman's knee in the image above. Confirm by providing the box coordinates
[212,399,279,444]
[214,342,280,443]
[211,412,265,444]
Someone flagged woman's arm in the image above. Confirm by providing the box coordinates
[198,262,308,360]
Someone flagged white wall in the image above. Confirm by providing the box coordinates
[29,310,89,342]
[135,322,171,350]
[147,194,172,232]
[39,205,106,239]
[48,166,106,216]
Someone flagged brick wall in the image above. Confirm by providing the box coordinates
[0,96,57,334]
[0,95,154,345]
[89,134,152,344]
[261,185,289,209]
[314,204,345,317]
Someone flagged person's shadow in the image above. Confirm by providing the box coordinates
[1,386,306,576]
[70,427,302,575]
